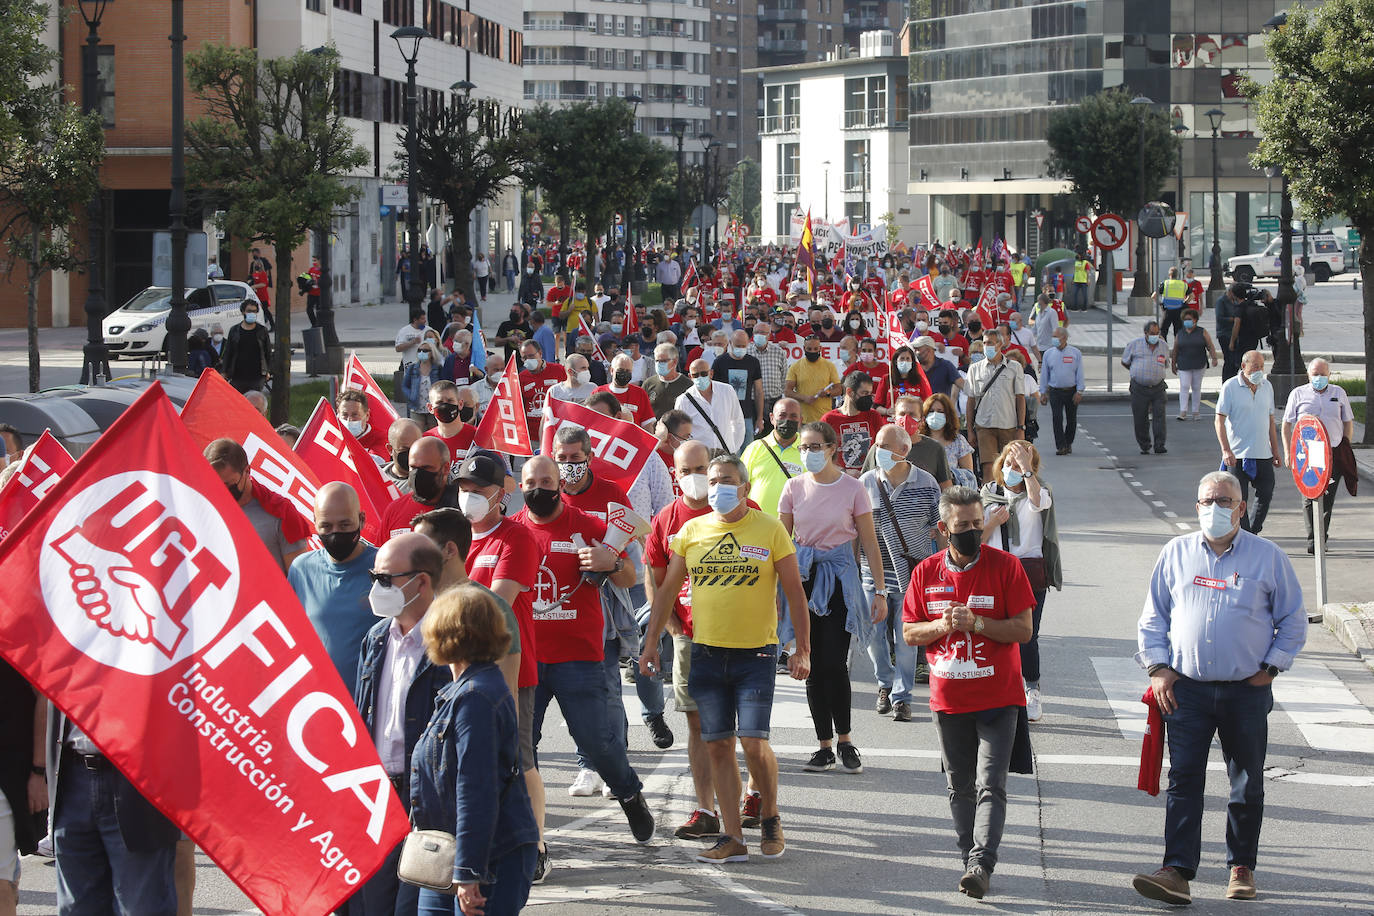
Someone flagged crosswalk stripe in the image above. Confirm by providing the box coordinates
[1091,656,1149,741]
[1272,659,1374,754]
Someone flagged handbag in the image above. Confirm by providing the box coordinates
[397,828,458,893]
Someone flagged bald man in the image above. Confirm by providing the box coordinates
[711,328,765,443]
[380,436,459,540]
[243,388,269,418]
[595,352,657,429]
[287,482,378,696]
[382,417,423,494]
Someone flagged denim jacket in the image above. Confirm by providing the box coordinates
[354,617,453,776]
[795,541,865,637]
[409,663,538,884]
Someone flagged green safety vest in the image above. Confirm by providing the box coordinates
[1161,278,1187,306]
[1073,260,1089,283]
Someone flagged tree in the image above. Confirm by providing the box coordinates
[0,90,104,392]
[401,94,529,304]
[1045,88,1179,217]
[1244,0,1374,439]
[185,45,368,423]
[726,158,761,233]
[0,0,53,149]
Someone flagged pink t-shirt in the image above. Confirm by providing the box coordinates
[777,472,872,550]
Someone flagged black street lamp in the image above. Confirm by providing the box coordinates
[671,119,688,250]
[392,25,429,317]
[166,0,190,374]
[1128,95,1152,299]
[1205,107,1225,303]
[624,93,644,290]
[697,132,714,258]
[76,0,110,384]
[706,140,722,251]
[1172,123,1187,264]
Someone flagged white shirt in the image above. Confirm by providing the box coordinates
[1010,326,1039,365]
[395,324,426,365]
[374,617,427,776]
[675,380,746,452]
[984,487,1052,558]
[625,444,676,521]
[542,380,597,420]
[475,374,501,419]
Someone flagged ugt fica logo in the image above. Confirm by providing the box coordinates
[39,472,241,675]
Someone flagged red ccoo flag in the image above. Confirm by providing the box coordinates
[539,396,656,487]
[577,313,608,363]
[0,429,75,541]
[343,353,401,429]
[0,384,408,915]
[621,289,639,336]
[294,398,399,546]
[474,355,533,456]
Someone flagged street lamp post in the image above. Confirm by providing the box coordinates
[1128,95,1152,299]
[166,0,190,374]
[1172,123,1187,264]
[76,0,110,385]
[307,47,343,363]
[624,93,643,290]
[1206,107,1225,305]
[392,26,429,318]
[859,151,869,229]
[671,119,687,250]
[822,160,830,223]
[697,132,714,259]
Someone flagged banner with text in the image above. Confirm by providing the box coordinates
[540,396,656,487]
[0,430,75,541]
[295,399,399,546]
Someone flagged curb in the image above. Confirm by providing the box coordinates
[1321,602,1374,674]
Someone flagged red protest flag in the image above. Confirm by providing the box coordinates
[474,355,533,456]
[343,352,401,429]
[181,369,320,543]
[913,273,942,311]
[681,257,698,293]
[539,396,657,487]
[0,384,407,916]
[0,429,75,541]
[295,398,398,546]
[975,282,1002,332]
[577,313,608,363]
[621,289,639,336]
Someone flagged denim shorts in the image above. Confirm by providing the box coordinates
[688,643,778,742]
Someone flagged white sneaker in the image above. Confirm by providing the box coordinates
[35,836,55,858]
[568,768,603,797]
[601,781,615,799]
[1025,688,1043,722]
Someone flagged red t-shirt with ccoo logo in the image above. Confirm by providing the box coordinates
[467,518,539,687]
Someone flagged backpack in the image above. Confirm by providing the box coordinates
[1240,299,1272,340]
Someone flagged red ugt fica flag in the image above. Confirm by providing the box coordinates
[295,398,398,546]
[0,385,408,915]
[344,352,401,429]
[474,355,533,456]
[0,429,74,541]
[540,396,656,487]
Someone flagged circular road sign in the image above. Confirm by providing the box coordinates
[529,211,543,232]
[1091,213,1129,251]
[1075,215,1092,234]
[1290,414,1332,500]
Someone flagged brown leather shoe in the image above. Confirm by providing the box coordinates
[1132,866,1192,905]
[1227,865,1256,900]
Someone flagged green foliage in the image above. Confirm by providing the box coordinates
[0,0,56,149]
[1045,88,1179,216]
[727,158,761,231]
[185,44,368,423]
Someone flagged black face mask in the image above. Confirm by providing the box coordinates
[613,370,632,387]
[432,402,462,423]
[225,477,244,501]
[855,395,875,412]
[774,419,799,439]
[509,311,521,322]
[804,351,821,362]
[939,324,954,335]
[949,528,981,560]
[523,486,562,517]
[967,321,982,334]
[410,468,445,503]
[320,529,362,562]
[458,406,475,423]
[821,318,835,329]
[392,448,410,474]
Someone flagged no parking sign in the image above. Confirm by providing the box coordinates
[1289,414,1331,500]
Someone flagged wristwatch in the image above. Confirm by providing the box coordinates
[613,557,625,574]
[973,616,985,634]
[1261,664,1280,678]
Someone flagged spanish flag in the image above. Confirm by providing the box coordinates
[796,209,817,295]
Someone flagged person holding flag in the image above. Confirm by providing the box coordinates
[519,339,567,447]
[205,438,312,573]
[423,381,480,476]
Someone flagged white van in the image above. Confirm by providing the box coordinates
[103,281,262,359]
[1227,233,1346,283]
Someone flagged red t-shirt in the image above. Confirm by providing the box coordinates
[546,286,572,316]
[1185,279,1204,309]
[771,327,799,345]
[357,423,391,463]
[513,505,608,664]
[251,270,272,307]
[593,383,656,428]
[839,290,876,315]
[519,363,567,440]
[381,492,437,542]
[467,518,539,688]
[561,474,629,524]
[655,446,680,498]
[887,288,911,311]
[644,497,761,637]
[902,547,1035,714]
[815,282,844,303]
[424,424,477,476]
[875,370,932,409]
[991,270,1014,296]
[748,287,778,310]
[845,359,889,386]
[821,408,885,473]
[863,276,886,300]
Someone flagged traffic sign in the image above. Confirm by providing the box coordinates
[1290,414,1332,500]
[1348,228,1361,243]
[1034,211,1046,230]
[529,211,543,234]
[1257,215,1281,232]
[1090,213,1129,251]
[1075,216,1092,234]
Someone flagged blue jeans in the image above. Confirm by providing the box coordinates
[629,583,667,722]
[345,776,419,916]
[576,638,634,770]
[1071,281,1089,309]
[416,844,536,916]
[689,644,778,741]
[860,582,916,704]
[534,659,643,799]
[54,760,177,916]
[1162,677,1273,879]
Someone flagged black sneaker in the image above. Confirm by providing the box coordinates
[532,845,550,885]
[837,742,863,774]
[647,713,674,749]
[914,663,930,685]
[776,651,789,674]
[802,747,835,772]
[893,701,913,722]
[619,791,655,844]
[875,687,892,715]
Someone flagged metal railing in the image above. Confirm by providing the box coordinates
[843,172,869,191]
[776,174,800,192]
[758,38,806,52]
[758,113,801,133]
[843,107,887,128]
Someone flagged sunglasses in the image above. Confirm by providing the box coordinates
[368,570,421,588]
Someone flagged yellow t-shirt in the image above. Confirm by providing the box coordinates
[740,434,805,516]
[669,508,796,649]
[786,357,841,424]
[1010,262,1027,286]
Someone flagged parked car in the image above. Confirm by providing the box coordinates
[1227,233,1346,283]
[102,281,261,359]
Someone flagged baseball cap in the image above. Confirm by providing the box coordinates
[455,453,505,489]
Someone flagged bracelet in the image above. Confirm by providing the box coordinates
[1147,663,1171,676]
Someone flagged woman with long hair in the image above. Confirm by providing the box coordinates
[921,393,976,488]
[875,344,931,415]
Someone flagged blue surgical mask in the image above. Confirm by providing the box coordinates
[926,412,947,431]
[1198,503,1236,540]
[243,311,258,324]
[754,333,768,348]
[1248,370,1265,385]
[731,346,747,359]
[983,345,997,360]
[1003,468,1024,488]
[1009,318,1019,329]
[707,482,740,514]
[802,449,829,473]
[1183,319,1196,330]
[1147,334,1160,345]
[1311,375,1329,391]
[875,448,901,472]
[655,360,671,377]
[694,375,711,392]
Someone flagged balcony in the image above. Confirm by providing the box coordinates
[526,57,593,66]
[522,22,595,31]
[775,174,800,193]
[758,114,800,133]
[758,6,807,21]
[647,27,688,37]
[843,172,869,192]
[843,108,887,129]
[842,13,890,29]
[758,38,807,53]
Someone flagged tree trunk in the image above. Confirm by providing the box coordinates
[1362,236,1374,444]
[448,204,477,305]
[272,248,294,426]
[27,229,40,393]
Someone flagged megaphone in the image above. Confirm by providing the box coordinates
[583,502,650,585]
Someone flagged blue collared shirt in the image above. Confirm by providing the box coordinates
[1121,336,1169,386]
[1039,345,1085,393]
[1216,375,1276,458]
[1136,530,1306,681]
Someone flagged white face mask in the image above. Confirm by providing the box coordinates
[575,369,592,386]
[457,490,493,524]
[341,418,364,437]
[368,578,418,619]
[679,472,709,501]
[211,333,223,344]
[1197,502,1237,540]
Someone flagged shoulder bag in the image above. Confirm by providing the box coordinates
[684,392,732,457]
[876,477,921,581]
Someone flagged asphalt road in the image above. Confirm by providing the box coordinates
[14,400,1374,915]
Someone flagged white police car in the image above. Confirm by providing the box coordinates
[103,281,261,359]
[1227,233,1346,284]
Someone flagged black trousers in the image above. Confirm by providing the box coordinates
[1159,308,1184,341]
[1047,386,1079,450]
[804,584,852,743]
[1304,466,1342,547]
[1130,380,1167,451]
[1227,459,1276,535]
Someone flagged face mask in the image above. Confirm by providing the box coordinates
[409,468,444,503]
[1147,334,1161,345]
[655,360,671,377]
[613,369,632,387]
[704,345,721,358]
[1311,375,1329,391]
[708,482,741,514]
[841,350,856,364]
[1198,502,1236,540]
[685,318,696,329]
[939,324,953,336]
[967,321,981,334]
[458,489,493,524]
[459,405,475,423]
[212,333,223,344]
[368,578,419,619]
[225,475,245,501]
[754,333,768,348]
[896,359,913,374]
[341,418,364,437]
[774,419,798,440]
[392,448,410,473]
[802,449,828,473]
[523,357,540,372]
[1183,320,1196,330]
[525,267,534,274]
[848,320,863,331]
[1248,370,1265,385]
[926,412,947,431]
[983,345,997,360]
[854,394,875,412]
[821,318,835,329]
[915,321,929,332]
[558,460,589,485]
[729,345,747,359]
[243,312,259,324]
[509,311,522,322]
[679,473,709,501]
[611,323,623,334]
[805,351,821,362]
[1003,468,1024,488]
[875,448,901,472]
[575,370,592,386]
[320,529,361,562]
[523,486,562,517]
[1009,319,1020,329]
[693,375,711,392]
[432,402,461,423]
[948,527,981,560]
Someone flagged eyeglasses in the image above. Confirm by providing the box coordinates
[689,372,711,379]
[368,570,421,588]
[797,444,828,453]
[1196,497,1237,508]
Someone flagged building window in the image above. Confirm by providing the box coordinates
[383,0,414,27]
[306,0,322,11]
[776,142,799,191]
[844,75,886,128]
[762,83,799,132]
[95,46,115,128]
[333,0,361,12]
[844,139,868,192]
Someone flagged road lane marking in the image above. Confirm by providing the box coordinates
[1163,511,1178,518]
[1141,489,1154,495]
[1273,660,1374,754]
[1152,500,1167,507]
[1091,656,1149,740]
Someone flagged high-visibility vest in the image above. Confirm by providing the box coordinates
[1161,278,1187,307]
[1072,260,1089,283]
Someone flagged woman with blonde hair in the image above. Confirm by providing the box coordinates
[412,585,538,915]
[979,441,1060,723]
[921,393,976,488]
